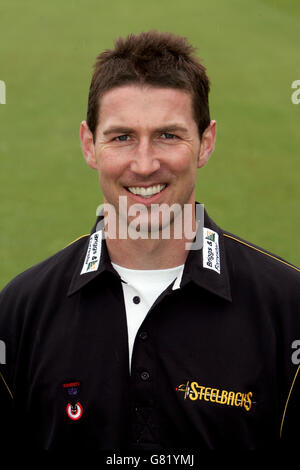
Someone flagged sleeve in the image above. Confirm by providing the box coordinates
[0,280,24,451]
[278,267,300,448]
[280,364,300,448]
[0,366,14,449]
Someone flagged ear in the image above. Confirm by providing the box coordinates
[197,120,216,168]
[80,120,98,170]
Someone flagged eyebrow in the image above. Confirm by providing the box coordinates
[103,127,134,136]
[156,125,189,135]
[102,124,189,136]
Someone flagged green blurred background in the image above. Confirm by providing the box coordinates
[0,0,299,288]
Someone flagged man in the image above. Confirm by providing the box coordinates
[0,31,299,451]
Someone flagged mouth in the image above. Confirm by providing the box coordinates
[126,183,167,198]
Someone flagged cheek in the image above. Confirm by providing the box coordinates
[170,150,198,174]
[97,152,127,179]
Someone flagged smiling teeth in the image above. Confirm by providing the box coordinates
[128,184,166,197]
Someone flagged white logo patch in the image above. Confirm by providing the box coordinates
[80,230,102,274]
[203,228,220,274]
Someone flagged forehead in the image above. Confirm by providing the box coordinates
[97,84,196,130]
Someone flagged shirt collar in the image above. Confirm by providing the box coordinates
[67,203,232,302]
[178,206,232,301]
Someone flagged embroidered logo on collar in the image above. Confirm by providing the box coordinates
[81,230,102,274]
[203,227,220,274]
[176,381,253,411]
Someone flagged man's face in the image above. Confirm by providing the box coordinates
[81,84,215,233]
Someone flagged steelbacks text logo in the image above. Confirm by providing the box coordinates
[176,381,253,411]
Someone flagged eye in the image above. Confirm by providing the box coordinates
[161,132,177,140]
[114,135,130,142]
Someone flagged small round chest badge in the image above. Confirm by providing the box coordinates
[66,402,83,420]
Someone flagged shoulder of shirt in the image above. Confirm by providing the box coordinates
[222,229,300,278]
[0,233,90,299]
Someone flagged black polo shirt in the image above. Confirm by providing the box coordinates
[0,205,299,450]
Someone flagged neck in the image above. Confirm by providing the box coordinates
[106,236,189,269]
[104,203,197,269]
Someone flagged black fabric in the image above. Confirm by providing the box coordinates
[0,204,299,450]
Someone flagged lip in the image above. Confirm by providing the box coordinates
[124,184,168,204]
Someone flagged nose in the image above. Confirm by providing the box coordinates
[129,138,160,175]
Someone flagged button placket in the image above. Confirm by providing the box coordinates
[140,371,150,381]
[139,331,148,341]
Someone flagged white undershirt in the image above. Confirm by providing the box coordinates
[111,262,184,373]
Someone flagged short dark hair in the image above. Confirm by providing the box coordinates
[86,30,211,141]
